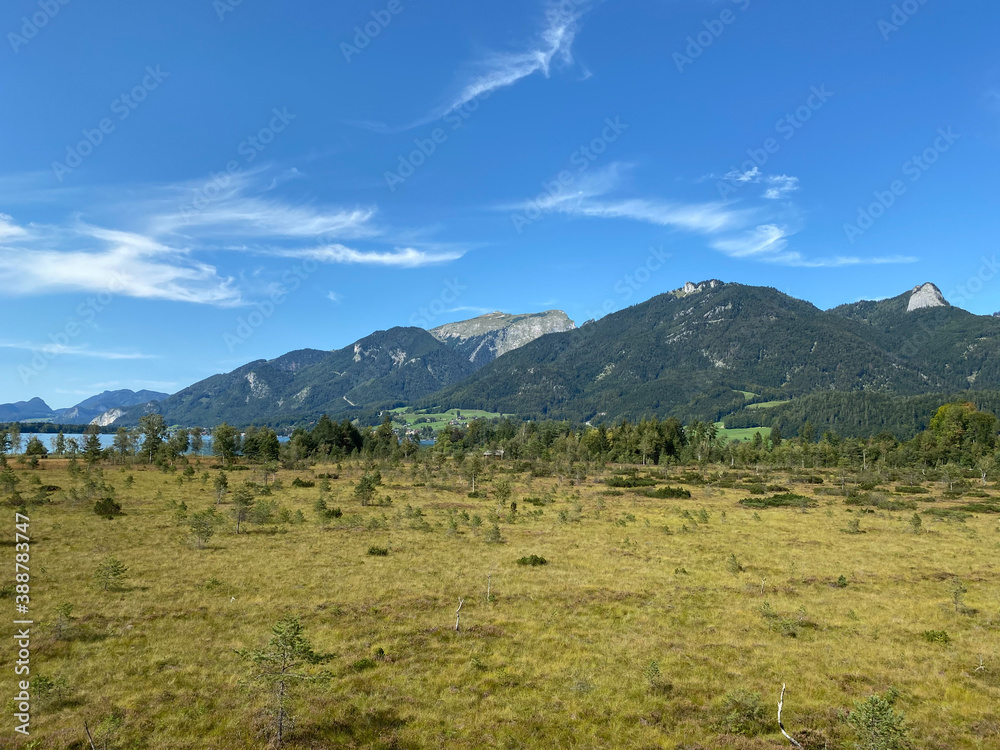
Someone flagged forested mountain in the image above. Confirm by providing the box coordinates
[424,281,1000,423]
[430,310,575,367]
[109,328,475,427]
[724,390,1000,440]
[32,280,995,432]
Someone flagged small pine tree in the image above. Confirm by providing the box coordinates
[54,602,75,640]
[846,689,910,750]
[237,617,331,747]
[94,556,128,591]
[189,509,219,548]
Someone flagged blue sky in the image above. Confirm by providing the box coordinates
[1,0,998,407]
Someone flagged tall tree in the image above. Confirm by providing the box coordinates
[212,423,240,467]
[82,425,103,465]
[231,483,255,533]
[189,427,204,455]
[139,414,167,463]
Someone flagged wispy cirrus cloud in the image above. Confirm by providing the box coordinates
[440,1,586,118]
[504,162,916,268]
[355,1,590,133]
[271,244,464,268]
[0,341,158,360]
[0,169,468,306]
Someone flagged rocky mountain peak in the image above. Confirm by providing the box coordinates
[906,282,949,312]
[430,310,576,367]
[674,280,722,297]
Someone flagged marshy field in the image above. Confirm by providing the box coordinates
[3,456,999,749]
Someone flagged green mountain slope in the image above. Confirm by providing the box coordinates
[424,281,1000,423]
[112,328,474,427]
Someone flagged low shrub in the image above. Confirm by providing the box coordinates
[93,497,124,519]
[605,476,657,488]
[642,486,692,499]
[922,630,950,644]
[516,555,548,566]
[739,493,815,509]
[367,546,389,557]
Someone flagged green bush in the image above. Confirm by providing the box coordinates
[717,689,767,736]
[894,485,929,494]
[641,486,692,499]
[516,555,548,566]
[739,493,815,509]
[291,477,315,488]
[367,546,389,557]
[846,689,911,750]
[93,497,124,519]
[604,475,657,488]
[921,630,949,644]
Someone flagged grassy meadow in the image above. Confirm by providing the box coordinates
[3,456,1000,749]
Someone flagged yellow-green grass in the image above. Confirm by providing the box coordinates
[3,459,999,749]
[715,422,773,443]
[389,408,508,433]
[744,401,791,410]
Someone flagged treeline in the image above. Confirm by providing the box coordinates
[724,390,1000,440]
[4,402,998,476]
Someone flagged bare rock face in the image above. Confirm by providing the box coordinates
[906,283,949,312]
[674,280,722,297]
[430,310,575,368]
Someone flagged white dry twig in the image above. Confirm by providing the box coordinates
[778,684,804,749]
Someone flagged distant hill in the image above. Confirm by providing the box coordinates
[0,397,55,422]
[0,390,169,425]
[430,310,575,368]
[109,328,475,427]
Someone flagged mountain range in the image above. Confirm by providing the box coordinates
[4,282,999,434]
[0,389,169,425]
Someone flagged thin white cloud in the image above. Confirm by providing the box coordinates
[762,175,799,200]
[326,291,342,303]
[447,306,493,315]
[0,213,28,241]
[428,1,586,123]
[723,167,762,184]
[0,169,466,305]
[275,244,464,268]
[507,162,915,269]
[0,342,158,360]
[711,223,790,259]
